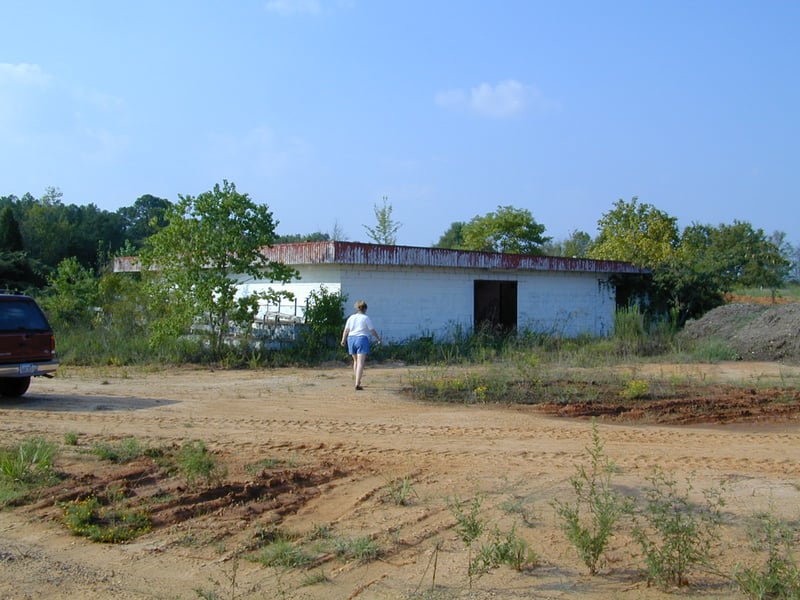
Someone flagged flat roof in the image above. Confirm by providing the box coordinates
[113,241,647,274]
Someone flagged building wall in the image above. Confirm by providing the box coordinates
[237,264,616,341]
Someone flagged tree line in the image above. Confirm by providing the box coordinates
[1,185,798,356]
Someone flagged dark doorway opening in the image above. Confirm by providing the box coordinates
[474,280,517,332]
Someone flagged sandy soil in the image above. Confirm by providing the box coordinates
[1,361,800,599]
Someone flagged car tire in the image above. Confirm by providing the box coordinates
[0,377,31,397]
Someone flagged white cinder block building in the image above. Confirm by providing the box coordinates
[235,242,645,342]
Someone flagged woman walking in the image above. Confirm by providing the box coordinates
[341,300,382,390]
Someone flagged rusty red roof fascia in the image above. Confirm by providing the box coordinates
[257,242,647,274]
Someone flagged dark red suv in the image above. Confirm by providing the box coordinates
[0,294,59,397]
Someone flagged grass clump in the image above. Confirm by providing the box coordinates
[253,537,313,568]
[552,421,630,575]
[334,535,383,563]
[0,437,58,484]
[91,437,145,463]
[177,440,225,487]
[0,437,60,506]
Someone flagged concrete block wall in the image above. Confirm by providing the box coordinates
[517,272,616,337]
[241,265,617,341]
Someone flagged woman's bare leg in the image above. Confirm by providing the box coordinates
[355,354,367,388]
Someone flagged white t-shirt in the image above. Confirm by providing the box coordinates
[345,313,375,337]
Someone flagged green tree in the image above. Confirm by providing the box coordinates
[0,206,24,252]
[461,205,550,254]
[589,197,679,267]
[39,257,99,327]
[140,180,298,356]
[0,251,46,291]
[543,229,593,258]
[363,195,401,245]
[434,221,466,249]
[117,194,172,249]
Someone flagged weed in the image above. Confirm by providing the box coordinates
[244,457,287,476]
[306,523,335,541]
[62,496,151,543]
[63,431,79,446]
[300,570,330,587]
[632,469,725,588]
[448,494,486,587]
[449,495,485,548]
[385,475,418,506]
[177,440,226,487]
[552,421,630,575]
[620,379,650,400]
[500,495,537,527]
[734,505,800,599]
[470,524,537,577]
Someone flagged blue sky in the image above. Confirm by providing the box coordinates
[2,0,798,247]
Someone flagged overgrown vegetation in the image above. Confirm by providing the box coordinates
[62,494,151,543]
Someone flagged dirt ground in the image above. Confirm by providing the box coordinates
[2,358,800,600]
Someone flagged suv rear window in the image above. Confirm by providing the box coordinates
[0,300,51,332]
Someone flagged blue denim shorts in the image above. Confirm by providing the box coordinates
[347,335,370,355]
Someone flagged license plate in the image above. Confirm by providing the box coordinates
[19,364,37,375]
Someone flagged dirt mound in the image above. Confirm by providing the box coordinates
[681,302,800,363]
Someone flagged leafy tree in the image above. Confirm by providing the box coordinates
[0,251,46,291]
[117,194,172,249]
[590,197,679,267]
[16,188,72,268]
[434,221,466,249]
[461,205,550,254]
[0,206,24,252]
[140,180,298,356]
[363,195,401,245]
[543,229,593,258]
[12,188,127,271]
[301,285,347,352]
[680,221,788,290]
[63,203,126,268]
[39,257,99,327]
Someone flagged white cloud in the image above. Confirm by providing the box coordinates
[435,79,556,119]
[264,0,323,16]
[0,62,51,86]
